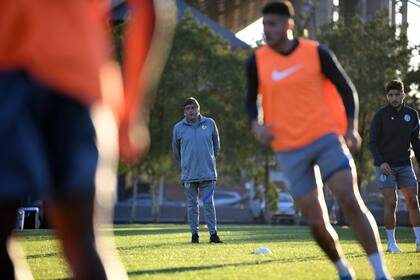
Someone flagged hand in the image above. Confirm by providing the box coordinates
[380,162,392,176]
[251,121,275,146]
[344,129,362,152]
[418,168,420,182]
[119,118,150,163]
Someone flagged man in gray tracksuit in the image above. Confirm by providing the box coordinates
[172,97,223,243]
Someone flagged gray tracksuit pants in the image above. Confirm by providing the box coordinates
[184,181,217,234]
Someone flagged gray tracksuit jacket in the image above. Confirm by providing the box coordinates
[172,115,220,183]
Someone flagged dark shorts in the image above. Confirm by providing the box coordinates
[275,133,353,200]
[0,71,98,201]
[375,164,417,189]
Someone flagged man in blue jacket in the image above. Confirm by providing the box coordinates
[369,80,420,253]
[172,97,222,243]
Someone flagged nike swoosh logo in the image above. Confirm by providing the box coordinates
[272,64,303,81]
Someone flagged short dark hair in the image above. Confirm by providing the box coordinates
[262,1,294,18]
[385,80,404,94]
[183,97,200,109]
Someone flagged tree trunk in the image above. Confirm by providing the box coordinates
[130,169,139,223]
[151,177,164,223]
[340,0,360,26]
[263,149,272,224]
[357,113,366,188]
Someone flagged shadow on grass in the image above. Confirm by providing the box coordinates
[127,253,366,276]
[113,227,186,236]
[26,252,60,259]
[115,231,315,251]
[51,270,420,280]
[18,229,55,237]
[113,224,411,243]
[398,274,420,280]
[114,225,418,253]
[113,225,312,238]
[113,225,312,237]
[113,225,380,251]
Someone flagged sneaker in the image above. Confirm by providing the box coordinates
[191,233,199,243]
[339,266,355,280]
[386,242,402,253]
[209,232,223,243]
[339,275,354,280]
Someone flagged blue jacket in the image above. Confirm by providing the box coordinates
[172,115,220,182]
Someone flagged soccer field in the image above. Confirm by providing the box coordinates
[19,224,420,279]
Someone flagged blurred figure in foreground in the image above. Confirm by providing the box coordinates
[0,0,176,278]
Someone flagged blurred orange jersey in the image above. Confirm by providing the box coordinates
[0,0,111,107]
[0,0,174,161]
[255,39,346,151]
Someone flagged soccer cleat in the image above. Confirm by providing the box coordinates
[209,232,223,243]
[386,242,402,253]
[191,233,199,243]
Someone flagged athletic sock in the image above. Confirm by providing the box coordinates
[385,228,396,244]
[334,258,352,277]
[368,252,390,279]
[413,227,420,243]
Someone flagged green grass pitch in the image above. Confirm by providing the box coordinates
[17,224,420,279]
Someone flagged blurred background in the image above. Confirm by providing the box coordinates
[20,0,420,229]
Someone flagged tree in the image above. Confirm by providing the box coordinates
[144,11,263,182]
[317,13,413,185]
[115,11,266,218]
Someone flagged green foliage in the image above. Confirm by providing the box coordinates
[252,154,279,213]
[317,13,413,184]
[267,181,279,212]
[111,22,125,63]
[115,11,263,185]
[405,67,420,109]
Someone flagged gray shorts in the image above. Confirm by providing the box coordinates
[375,165,417,189]
[0,71,98,201]
[276,133,353,200]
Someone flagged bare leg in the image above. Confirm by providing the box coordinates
[90,104,128,279]
[380,188,403,252]
[327,169,382,255]
[382,189,398,229]
[296,187,356,278]
[46,198,106,280]
[0,202,19,279]
[296,188,343,262]
[328,169,391,278]
[399,187,420,227]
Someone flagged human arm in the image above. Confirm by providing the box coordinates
[368,111,392,175]
[318,45,361,150]
[119,0,176,162]
[118,0,156,162]
[172,126,181,163]
[212,120,220,157]
[245,53,259,122]
[245,53,274,145]
[410,111,420,167]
